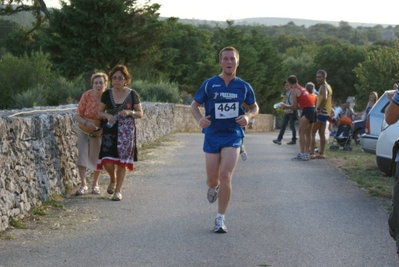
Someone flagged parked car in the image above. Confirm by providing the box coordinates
[375,117,399,174]
[360,90,394,154]
[352,119,365,145]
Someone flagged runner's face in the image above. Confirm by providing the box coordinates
[219,50,238,76]
[316,73,325,84]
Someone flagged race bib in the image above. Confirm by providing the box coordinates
[214,102,239,119]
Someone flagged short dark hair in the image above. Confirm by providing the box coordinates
[317,69,327,78]
[287,75,298,85]
[219,46,239,61]
[282,80,288,85]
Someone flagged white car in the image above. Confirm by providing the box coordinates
[376,117,399,175]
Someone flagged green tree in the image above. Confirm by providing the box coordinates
[273,34,311,53]
[0,51,57,109]
[150,18,218,95]
[212,21,284,113]
[312,43,367,104]
[307,23,337,42]
[3,27,45,56]
[282,46,319,86]
[336,21,355,41]
[0,18,20,41]
[43,0,163,79]
[318,36,342,46]
[0,0,51,34]
[354,40,399,106]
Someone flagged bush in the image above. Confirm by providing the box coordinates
[44,76,85,106]
[132,80,181,103]
[14,84,47,108]
[0,51,57,109]
[12,75,84,109]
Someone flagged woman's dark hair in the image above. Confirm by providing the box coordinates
[109,64,132,85]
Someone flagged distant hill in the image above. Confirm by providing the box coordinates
[3,10,395,29]
[174,17,395,28]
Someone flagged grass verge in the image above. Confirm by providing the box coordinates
[324,140,392,200]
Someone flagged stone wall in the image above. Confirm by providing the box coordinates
[0,103,274,231]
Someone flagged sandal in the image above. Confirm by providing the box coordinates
[75,185,88,196]
[315,154,326,159]
[92,186,100,195]
[309,153,316,159]
[107,183,116,195]
[112,192,122,201]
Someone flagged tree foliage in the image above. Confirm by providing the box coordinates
[0,0,51,35]
[212,22,284,113]
[312,43,367,105]
[43,0,163,78]
[0,1,398,111]
[151,18,218,94]
[354,40,399,106]
[0,51,57,109]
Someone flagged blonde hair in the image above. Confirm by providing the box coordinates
[305,82,315,93]
[370,91,378,103]
[91,72,108,86]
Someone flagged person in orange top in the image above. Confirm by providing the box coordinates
[74,72,108,195]
[305,82,317,106]
[305,82,318,155]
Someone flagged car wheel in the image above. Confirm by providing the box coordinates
[353,129,362,145]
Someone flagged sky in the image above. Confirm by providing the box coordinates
[45,0,398,26]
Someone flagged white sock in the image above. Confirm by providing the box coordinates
[216,213,225,220]
[211,184,219,191]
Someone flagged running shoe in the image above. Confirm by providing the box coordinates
[273,139,282,145]
[214,217,227,233]
[240,150,247,161]
[291,154,302,161]
[292,154,309,161]
[207,185,219,203]
[287,140,296,145]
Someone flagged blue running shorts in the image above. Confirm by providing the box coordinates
[317,114,329,123]
[203,135,242,153]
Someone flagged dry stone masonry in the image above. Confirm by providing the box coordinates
[0,103,273,231]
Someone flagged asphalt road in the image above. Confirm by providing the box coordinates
[0,132,397,267]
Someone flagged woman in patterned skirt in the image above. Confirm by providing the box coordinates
[98,65,143,201]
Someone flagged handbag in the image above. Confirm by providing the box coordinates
[77,118,102,137]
